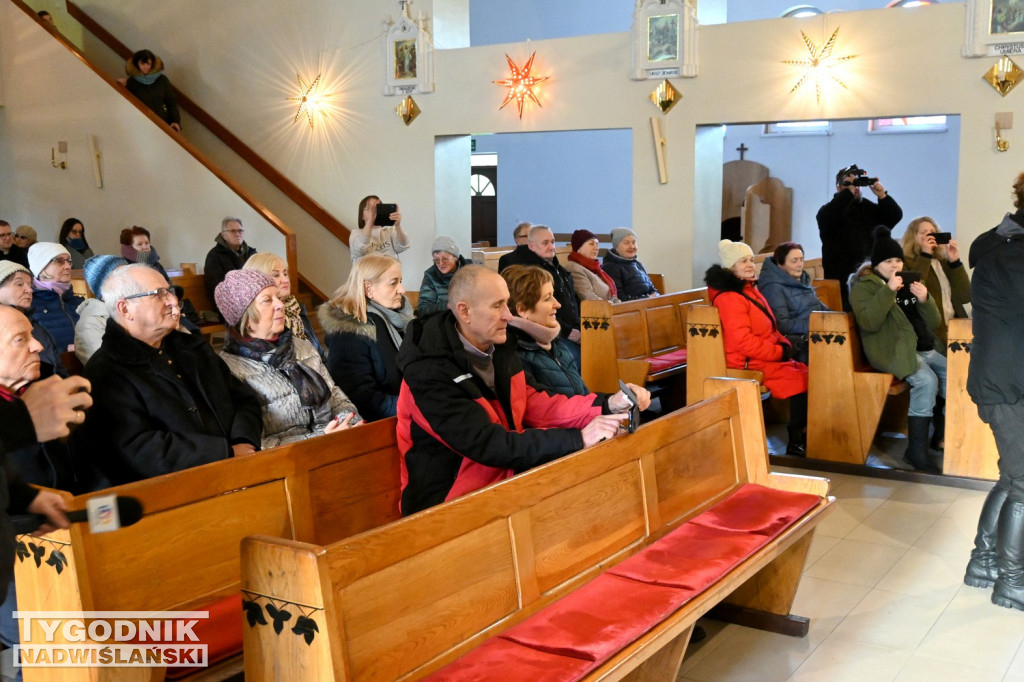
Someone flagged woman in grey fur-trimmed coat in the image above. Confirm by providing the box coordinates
[215,269,362,449]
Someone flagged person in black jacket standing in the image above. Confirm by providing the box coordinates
[204,217,257,317]
[964,171,1024,611]
[123,49,181,132]
[497,225,581,366]
[816,164,902,310]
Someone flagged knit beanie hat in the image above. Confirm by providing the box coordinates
[0,260,30,287]
[610,228,637,250]
[870,225,904,267]
[571,229,598,252]
[28,242,71,278]
[214,269,276,327]
[431,236,460,259]
[719,239,754,270]
[83,255,128,300]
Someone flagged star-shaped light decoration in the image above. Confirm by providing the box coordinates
[288,73,322,129]
[493,52,548,119]
[782,28,857,104]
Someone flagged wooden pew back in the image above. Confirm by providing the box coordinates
[685,304,766,404]
[580,288,708,393]
[471,244,572,272]
[241,379,831,681]
[944,318,998,479]
[16,418,402,681]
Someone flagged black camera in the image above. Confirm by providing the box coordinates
[850,176,878,187]
[932,232,952,245]
[375,203,397,227]
[839,165,878,188]
[899,271,921,285]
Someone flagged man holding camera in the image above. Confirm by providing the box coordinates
[817,164,903,310]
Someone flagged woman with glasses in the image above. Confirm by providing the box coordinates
[27,243,83,353]
[319,255,412,421]
[417,236,467,318]
[58,218,94,270]
[13,226,37,249]
[244,252,325,359]
[215,270,361,449]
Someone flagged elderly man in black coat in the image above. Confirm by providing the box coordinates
[203,217,257,316]
[76,264,262,485]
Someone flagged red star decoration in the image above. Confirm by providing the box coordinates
[493,52,548,118]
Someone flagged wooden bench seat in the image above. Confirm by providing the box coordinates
[806,311,909,464]
[241,378,834,681]
[580,288,708,397]
[944,318,998,480]
[15,418,402,682]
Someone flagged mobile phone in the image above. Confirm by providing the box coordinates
[375,203,397,227]
[617,380,640,434]
[932,232,952,245]
[334,411,355,425]
[899,271,921,285]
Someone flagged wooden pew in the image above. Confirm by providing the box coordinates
[580,288,707,397]
[471,244,572,272]
[14,418,402,682]
[944,318,998,480]
[685,304,766,405]
[241,378,834,681]
[806,311,909,465]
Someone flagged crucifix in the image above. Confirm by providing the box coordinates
[736,143,749,160]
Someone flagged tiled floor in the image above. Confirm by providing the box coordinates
[678,470,1024,682]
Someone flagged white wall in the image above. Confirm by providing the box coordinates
[11,1,1021,292]
[0,4,285,275]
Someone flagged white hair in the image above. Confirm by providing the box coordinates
[100,263,151,318]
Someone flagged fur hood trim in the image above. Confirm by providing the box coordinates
[703,264,748,294]
[318,303,376,339]
[125,55,166,78]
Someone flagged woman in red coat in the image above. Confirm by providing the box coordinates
[704,239,808,455]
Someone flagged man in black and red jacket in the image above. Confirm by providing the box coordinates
[396,265,648,516]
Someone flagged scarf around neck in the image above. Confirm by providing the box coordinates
[132,72,161,86]
[366,297,413,351]
[225,328,331,408]
[121,244,160,266]
[508,315,560,350]
[34,279,71,295]
[568,251,618,298]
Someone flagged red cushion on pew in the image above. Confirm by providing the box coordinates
[500,573,693,663]
[424,636,593,682]
[609,523,767,591]
[646,349,688,373]
[689,484,820,536]
[162,593,243,680]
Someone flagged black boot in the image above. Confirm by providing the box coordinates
[931,395,946,450]
[786,426,806,457]
[905,416,941,474]
[965,481,1009,588]
[992,495,1024,610]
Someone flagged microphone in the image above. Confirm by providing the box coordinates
[12,496,144,536]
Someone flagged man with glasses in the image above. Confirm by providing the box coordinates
[816,164,903,310]
[0,221,29,268]
[75,264,261,485]
[497,222,533,272]
[203,216,257,317]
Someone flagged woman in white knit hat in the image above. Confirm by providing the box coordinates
[704,239,809,456]
[27,243,84,354]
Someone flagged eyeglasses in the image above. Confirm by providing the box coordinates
[13,234,30,241]
[433,255,455,265]
[123,287,178,302]
[49,256,73,266]
[223,229,245,235]
[0,232,12,239]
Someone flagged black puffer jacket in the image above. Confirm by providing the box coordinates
[203,236,257,309]
[601,249,658,301]
[968,211,1024,406]
[75,319,262,485]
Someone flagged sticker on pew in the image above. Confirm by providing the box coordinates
[12,611,209,668]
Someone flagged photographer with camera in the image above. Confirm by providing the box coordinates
[817,164,903,310]
[351,195,410,262]
[850,226,945,473]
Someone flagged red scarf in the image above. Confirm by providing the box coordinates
[568,251,618,298]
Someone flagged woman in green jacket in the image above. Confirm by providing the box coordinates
[850,227,945,473]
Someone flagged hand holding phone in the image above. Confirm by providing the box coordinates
[932,232,952,245]
[375,203,398,227]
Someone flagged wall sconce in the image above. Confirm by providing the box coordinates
[649,79,681,113]
[782,28,857,104]
[494,51,548,118]
[288,74,324,129]
[395,96,420,126]
[995,112,1013,152]
[983,57,1022,97]
[51,141,67,169]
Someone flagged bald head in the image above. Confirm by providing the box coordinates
[0,305,42,390]
[448,266,513,352]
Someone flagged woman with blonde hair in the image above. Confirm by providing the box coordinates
[318,255,412,421]
[215,270,360,448]
[244,252,324,359]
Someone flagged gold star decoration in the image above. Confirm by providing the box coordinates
[493,52,548,118]
[782,28,857,104]
[288,74,322,129]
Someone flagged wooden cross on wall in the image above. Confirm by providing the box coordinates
[736,143,748,160]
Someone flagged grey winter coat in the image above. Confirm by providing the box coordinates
[220,336,358,449]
